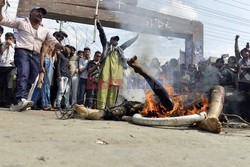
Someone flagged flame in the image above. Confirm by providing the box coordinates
[186,97,209,115]
[142,81,210,118]
[143,91,158,112]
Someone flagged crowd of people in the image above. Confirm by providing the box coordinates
[0,25,104,110]
[0,2,249,121]
[159,53,237,95]
[0,3,139,112]
[156,35,249,120]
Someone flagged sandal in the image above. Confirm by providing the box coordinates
[42,107,55,111]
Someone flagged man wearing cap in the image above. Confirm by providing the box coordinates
[0,0,65,111]
[53,31,68,43]
[95,16,139,110]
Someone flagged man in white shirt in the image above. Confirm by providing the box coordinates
[0,32,15,107]
[78,47,90,104]
[0,32,15,67]
[0,0,65,111]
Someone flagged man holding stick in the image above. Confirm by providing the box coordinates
[95,15,139,110]
[0,0,66,111]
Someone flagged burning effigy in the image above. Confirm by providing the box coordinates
[74,56,225,134]
[127,56,224,133]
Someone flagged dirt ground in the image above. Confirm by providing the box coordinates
[0,108,249,167]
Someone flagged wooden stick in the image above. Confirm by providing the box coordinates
[27,75,39,101]
[93,0,100,43]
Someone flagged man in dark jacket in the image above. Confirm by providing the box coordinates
[86,51,101,108]
[56,45,72,108]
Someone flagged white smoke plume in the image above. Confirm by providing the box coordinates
[101,0,198,102]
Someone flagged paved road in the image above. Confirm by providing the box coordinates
[0,108,249,167]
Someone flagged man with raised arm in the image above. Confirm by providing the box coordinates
[0,0,65,111]
[95,15,139,110]
[235,35,250,92]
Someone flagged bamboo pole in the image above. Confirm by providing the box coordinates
[93,0,100,43]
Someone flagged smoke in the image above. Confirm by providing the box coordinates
[118,69,146,103]
[119,33,163,99]
[118,35,155,103]
[101,0,195,101]
[118,34,165,102]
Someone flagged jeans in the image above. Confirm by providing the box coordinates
[78,78,87,103]
[65,75,79,106]
[14,48,40,101]
[32,58,53,108]
[41,58,53,108]
[31,85,41,108]
[86,88,94,108]
[56,76,69,107]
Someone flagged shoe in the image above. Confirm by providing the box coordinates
[9,99,34,112]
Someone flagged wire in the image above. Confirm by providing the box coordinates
[140,3,250,48]
[205,29,250,41]
[142,0,250,39]
[152,0,250,28]
[205,33,235,42]
[205,24,248,36]
[205,22,250,35]
[66,22,101,51]
[180,0,250,23]
[68,23,86,41]
[75,24,102,50]
[214,0,250,12]
[55,98,107,120]
[205,37,234,43]
[141,4,250,38]
[221,113,250,127]
[232,0,250,7]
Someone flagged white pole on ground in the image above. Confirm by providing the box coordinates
[27,75,39,101]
